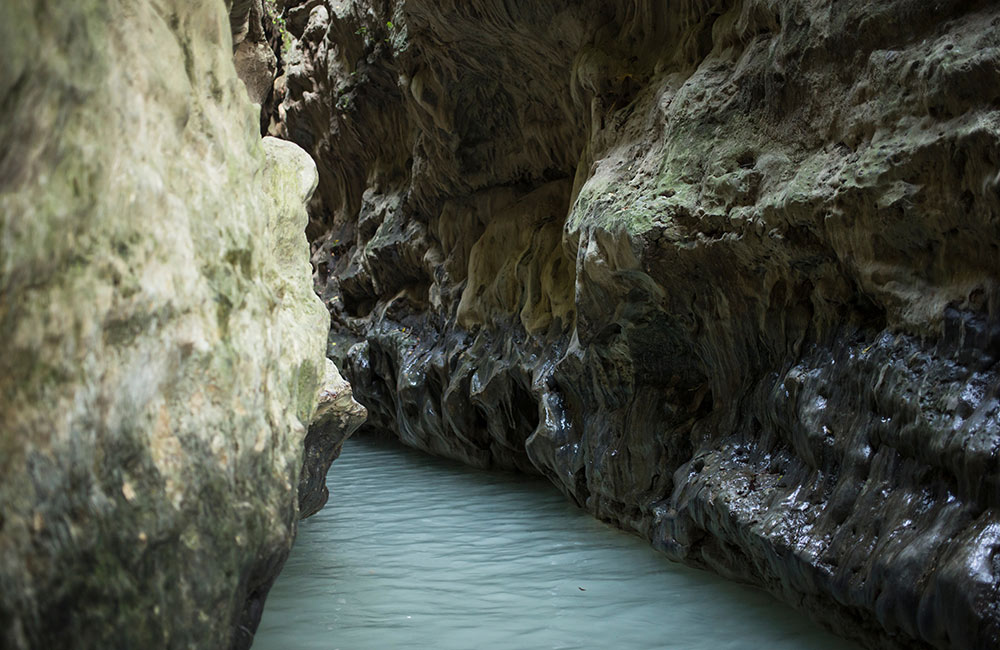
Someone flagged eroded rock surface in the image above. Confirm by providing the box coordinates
[299,358,368,518]
[231,0,278,105]
[271,1,1000,648]
[0,2,353,648]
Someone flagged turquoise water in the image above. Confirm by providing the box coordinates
[253,435,861,650]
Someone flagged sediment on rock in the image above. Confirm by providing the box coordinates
[269,1,1000,648]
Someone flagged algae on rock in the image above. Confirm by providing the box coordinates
[0,1,357,648]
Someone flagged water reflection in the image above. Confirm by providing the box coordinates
[254,435,860,650]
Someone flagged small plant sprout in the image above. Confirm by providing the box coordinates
[263,0,292,54]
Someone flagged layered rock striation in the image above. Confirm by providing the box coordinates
[0,1,362,648]
[271,1,1000,648]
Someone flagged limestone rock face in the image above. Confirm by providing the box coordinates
[273,1,1000,648]
[299,358,367,518]
[0,2,347,648]
[231,0,278,105]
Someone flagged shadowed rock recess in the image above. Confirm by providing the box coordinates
[0,1,363,648]
[269,1,1000,648]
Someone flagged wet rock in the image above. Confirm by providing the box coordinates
[273,1,1000,648]
[0,2,347,649]
[299,359,367,519]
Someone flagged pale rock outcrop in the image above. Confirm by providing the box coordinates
[270,1,1000,648]
[0,1,358,648]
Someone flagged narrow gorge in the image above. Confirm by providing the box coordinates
[2,1,1000,649]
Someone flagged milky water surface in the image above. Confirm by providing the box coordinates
[254,435,861,650]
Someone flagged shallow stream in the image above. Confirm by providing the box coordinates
[254,435,861,650]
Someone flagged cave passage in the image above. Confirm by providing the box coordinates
[254,436,862,650]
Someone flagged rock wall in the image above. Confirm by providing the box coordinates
[299,358,368,518]
[232,0,278,105]
[271,1,1000,648]
[0,1,362,648]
